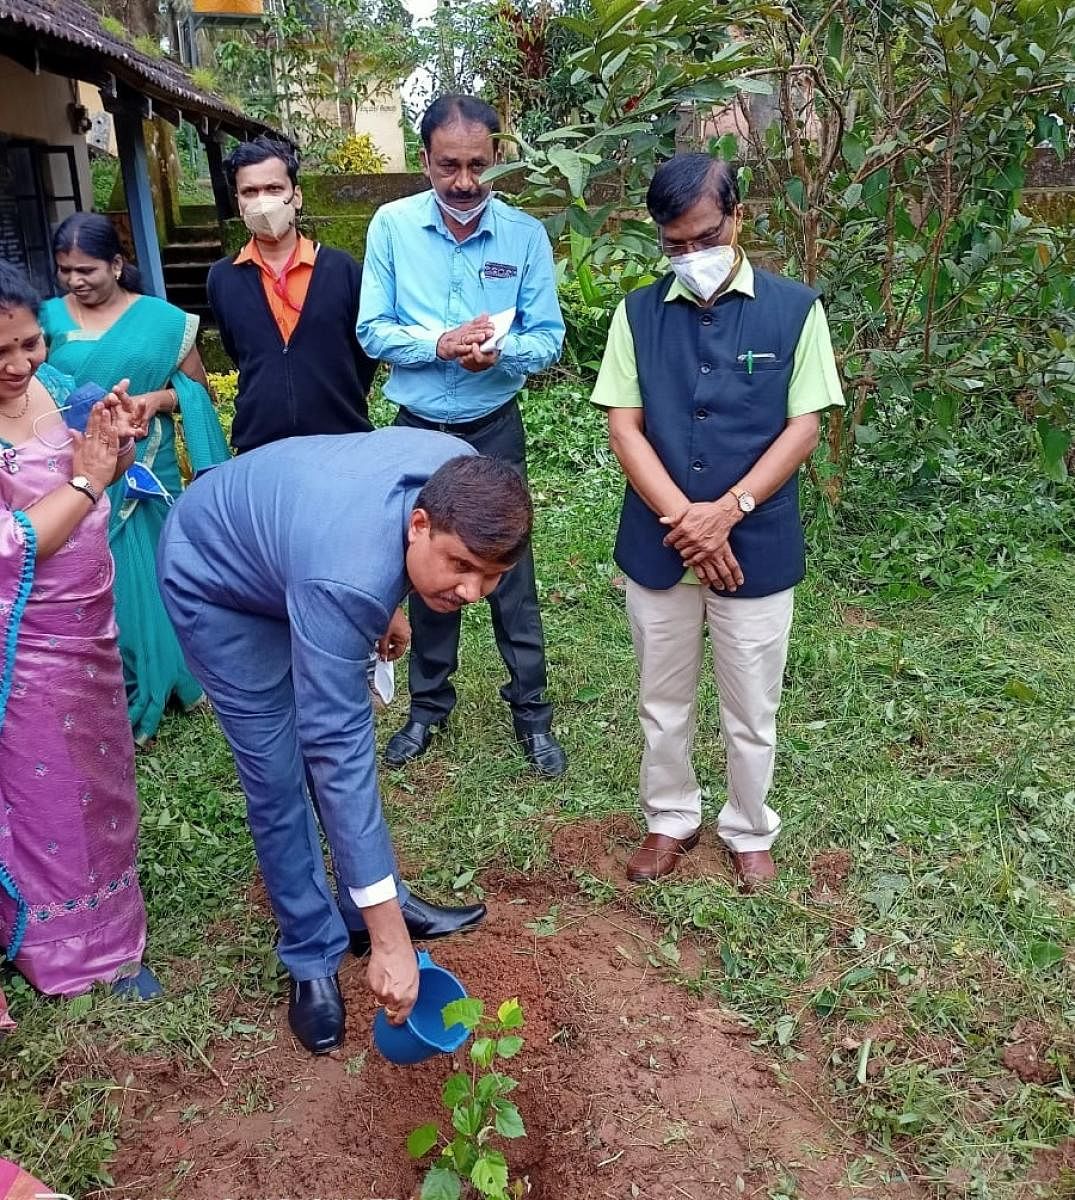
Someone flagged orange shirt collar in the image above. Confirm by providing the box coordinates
[236,234,317,271]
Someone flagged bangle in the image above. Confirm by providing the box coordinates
[118,437,135,456]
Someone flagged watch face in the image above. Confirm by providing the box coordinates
[739,492,756,513]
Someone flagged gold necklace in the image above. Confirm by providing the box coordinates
[0,390,30,420]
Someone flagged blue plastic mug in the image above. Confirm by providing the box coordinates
[373,949,470,1064]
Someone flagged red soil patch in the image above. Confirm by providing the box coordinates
[107,821,917,1200]
[1002,1019,1063,1086]
[841,606,881,630]
[1023,1138,1075,1196]
[809,850,852,898]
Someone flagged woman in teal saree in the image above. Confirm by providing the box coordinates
[39,213,230,743]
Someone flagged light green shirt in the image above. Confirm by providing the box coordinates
[590,255,845,583]
[590,255,845,417]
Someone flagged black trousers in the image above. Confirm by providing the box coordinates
[393,400,552,732]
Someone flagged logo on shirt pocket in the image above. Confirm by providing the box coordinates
[483,261,518,279]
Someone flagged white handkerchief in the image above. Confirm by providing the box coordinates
[480,307,516,353]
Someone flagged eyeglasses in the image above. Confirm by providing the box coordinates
[660,213,731,257]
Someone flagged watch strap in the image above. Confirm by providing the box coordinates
[68,477,100,505]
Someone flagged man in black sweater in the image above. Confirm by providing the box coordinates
[207,137,376,453]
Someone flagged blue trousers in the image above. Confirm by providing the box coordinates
[159,588,408,981]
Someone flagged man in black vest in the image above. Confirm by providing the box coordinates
[207,137,376,454]
[591,154,845,891]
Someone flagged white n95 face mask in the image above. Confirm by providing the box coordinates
[242,195,296,241]
[435,192,492,226]
[668,244,737,302]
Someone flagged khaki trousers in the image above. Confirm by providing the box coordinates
[625,579,795,852]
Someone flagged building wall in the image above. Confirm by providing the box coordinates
[353,88,406,171]
[0,58,92,207]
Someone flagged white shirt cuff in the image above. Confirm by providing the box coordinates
[348,875,398,908]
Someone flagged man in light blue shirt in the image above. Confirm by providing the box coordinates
[357,93,567,778]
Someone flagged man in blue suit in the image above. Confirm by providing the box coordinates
[157,429,533,1054]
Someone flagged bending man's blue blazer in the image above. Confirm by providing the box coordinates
[157,428,474,979]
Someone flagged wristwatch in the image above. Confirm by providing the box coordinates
[729,485,756,514]
[69,475,101,505]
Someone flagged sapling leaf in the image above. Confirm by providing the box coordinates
[421,1166,462,1200]
[449,1135,477,1175]
[475,1072,503,1103]
[471,1037,496,1068]
[497,998,525,1029]
[452,1100,484,1137]
[493,1100,526,1139]
[442,998,483,1031]
[496,1036,524,1059]
[442,1073,470,1108]
[471,1150,509,1196]
[407,1123,440,1159]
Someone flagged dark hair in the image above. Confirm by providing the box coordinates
[0,261,42,317]
[415,455,532,564]
[52,212,142,293]
[223,136,300,192]
[646,153,740,227]
[420,95,501,150]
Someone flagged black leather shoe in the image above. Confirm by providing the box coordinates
[516,729,567,778]
[288,974,345,1055]
[350,892,487,958]
[384,720,441,767]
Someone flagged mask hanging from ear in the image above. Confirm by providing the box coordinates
[243,195,296,241]
[668,244,738,302]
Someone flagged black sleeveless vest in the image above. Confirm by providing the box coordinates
[614,267,818,597]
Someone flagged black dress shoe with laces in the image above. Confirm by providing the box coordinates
[384,719,441,767]
[349,892,487,958]
[288,974,345,1055]
[516,729,567,778]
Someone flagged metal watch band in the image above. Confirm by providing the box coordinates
[68,478,100,505]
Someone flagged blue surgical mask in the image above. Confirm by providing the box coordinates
[123,462,174,505]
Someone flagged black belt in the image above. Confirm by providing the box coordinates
[399,399,514,438]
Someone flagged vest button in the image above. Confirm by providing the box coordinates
[700,362,712,374]
[691,460,704,471]
[695,409,707,419]
[701,315,713,326]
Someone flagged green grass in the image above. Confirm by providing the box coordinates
[1,384,1073,1196]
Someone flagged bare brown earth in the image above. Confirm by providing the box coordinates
[106,819,919,1200]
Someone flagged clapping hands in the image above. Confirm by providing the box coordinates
[102,378,150,441]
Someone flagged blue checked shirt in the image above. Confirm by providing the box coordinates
[356,190,565,423]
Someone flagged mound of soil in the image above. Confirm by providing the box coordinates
[110,821,917,1199]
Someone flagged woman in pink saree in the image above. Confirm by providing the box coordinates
[0,263,156,1008]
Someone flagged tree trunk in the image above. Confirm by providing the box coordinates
[93,0,160,39]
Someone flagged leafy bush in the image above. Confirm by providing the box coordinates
[207,371,238,444]
[91,159,119,213]
[324,133,388,175]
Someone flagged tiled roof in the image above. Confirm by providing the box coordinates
[0,0,283,138]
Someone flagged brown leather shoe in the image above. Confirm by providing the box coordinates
[626,829,701,883]
[730,849,777,893]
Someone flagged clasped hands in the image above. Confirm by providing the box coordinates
[436,314,499,373]
[660,495,745,591]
